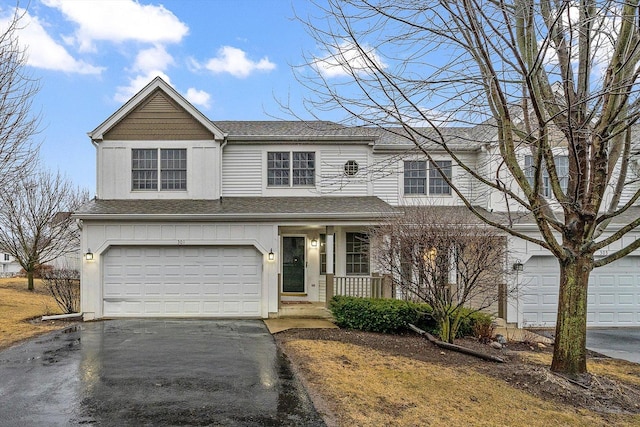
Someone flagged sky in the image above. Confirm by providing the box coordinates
[0,0,349,193]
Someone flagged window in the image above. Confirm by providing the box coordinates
[319,234,335,274]
[404,160,451,195]
[524,155,568,197]
[268,151,315,187]
[344,160,359,176]
[404,161,426,194]
[3,254,9,261]
[132,149,158,190]
[132,149,186,191]
[161,149,187,190]
[429,161,452,195]
[267,152,289,186]
[346,232,369,275]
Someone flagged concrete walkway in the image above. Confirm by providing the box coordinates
[263,318,338,334]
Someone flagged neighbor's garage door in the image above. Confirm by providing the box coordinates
[520,256,640,327]
[102,246,262,317]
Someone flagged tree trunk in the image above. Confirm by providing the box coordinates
[27,270,34,291]
[551,255,593,374]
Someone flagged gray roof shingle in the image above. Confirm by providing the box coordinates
[76,196,396,220]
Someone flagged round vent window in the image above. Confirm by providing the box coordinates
[344,160,359,176]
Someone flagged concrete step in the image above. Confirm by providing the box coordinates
[275,303,333,319]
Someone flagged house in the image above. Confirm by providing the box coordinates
[0,252,20,277]
[76,77,640,327]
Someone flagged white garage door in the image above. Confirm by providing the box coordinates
[102,246,262,317]
[520,256,640,327]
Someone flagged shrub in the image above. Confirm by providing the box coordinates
[455,308,494,339]
[19,264,54,279]
[42,268,80,314]
[329,296,431,333]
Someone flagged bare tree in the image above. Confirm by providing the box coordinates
[0,5,40,187]
[371,207,508,343]
[296,0,640,374]
[0,170,89,291]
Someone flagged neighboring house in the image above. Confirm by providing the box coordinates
[76,77,640,327]
[0,252,20,277]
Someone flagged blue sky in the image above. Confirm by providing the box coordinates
[1,0,350,192]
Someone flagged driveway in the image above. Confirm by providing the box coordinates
[587,327,640,364]
[0,319,325,426]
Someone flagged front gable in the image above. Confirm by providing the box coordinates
[104,89,215,141]
[89,76,225,142]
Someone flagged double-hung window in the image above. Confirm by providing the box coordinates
[346,232,369,275]
[403,160,452,195]
[132,148,187,191]
[267,151,315,187]
[524,155,568,197]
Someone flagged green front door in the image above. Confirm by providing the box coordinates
[282,236,305,293]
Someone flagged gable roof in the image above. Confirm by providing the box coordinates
[88,77,226,141]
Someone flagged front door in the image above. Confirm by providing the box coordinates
[282,236,305,293]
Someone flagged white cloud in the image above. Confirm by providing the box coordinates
[201,46,276,78]
[0,9,103,74]
[133,45,174,74]
[43,0,188,52]
[185,88,211,109]
[114,71,171,103]
[313,41,386,78]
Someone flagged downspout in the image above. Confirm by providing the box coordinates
[220,134,228,199]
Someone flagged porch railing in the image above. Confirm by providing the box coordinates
[333,275,385,299]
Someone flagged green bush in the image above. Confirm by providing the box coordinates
[330,296,431,333]
[454,308,494,339]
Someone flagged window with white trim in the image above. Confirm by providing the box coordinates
[319,233,335,275]
[346,232,369,275]
[132,148,186,191]
[524,155,568,197]
[403,160,451,195]
[267,151,315,187]
[3,254,9,261]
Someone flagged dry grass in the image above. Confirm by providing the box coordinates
[0,277,64,350]
[284,339,640,427]
[522,352,640,387]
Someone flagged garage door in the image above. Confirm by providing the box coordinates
[102,246,262,317]
[520,256,640,327]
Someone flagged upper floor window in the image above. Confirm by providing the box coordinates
[404,160,452,195]
[132,149,186,191]
[524,155,568,197]
[346,232,369,275]
[267,151,315,187]
[3,254,9,261]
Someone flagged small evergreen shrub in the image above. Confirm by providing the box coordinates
[330,296,431,333]
[454,308,494,339]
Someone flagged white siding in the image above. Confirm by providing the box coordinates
[222,144,262,196]
[371,153,400,205]
[97,140,219,199]
[317,147,370,195]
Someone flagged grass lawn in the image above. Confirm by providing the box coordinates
[282,339,640,427]
[0,277,65,350]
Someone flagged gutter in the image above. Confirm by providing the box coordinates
[73,211,401,222]
[42,312,83,321]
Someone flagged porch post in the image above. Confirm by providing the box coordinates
[325,226,334,308]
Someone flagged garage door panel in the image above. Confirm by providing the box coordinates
[103,246,262,317]
[521,256,640,327]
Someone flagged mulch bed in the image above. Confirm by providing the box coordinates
[275,328,640,417]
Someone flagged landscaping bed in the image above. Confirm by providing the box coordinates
[275,328,640,426]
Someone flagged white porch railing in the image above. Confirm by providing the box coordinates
[333,275,385,298]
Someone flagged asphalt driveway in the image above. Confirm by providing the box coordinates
[0,319,324,426]
[587,327,640,364]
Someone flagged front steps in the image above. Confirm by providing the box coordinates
[273,301,333,319]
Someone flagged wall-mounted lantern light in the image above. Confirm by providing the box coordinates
[311,238,318,248]
[85,249,94,261]
[512,260,523,272]
[268,249,275,261]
